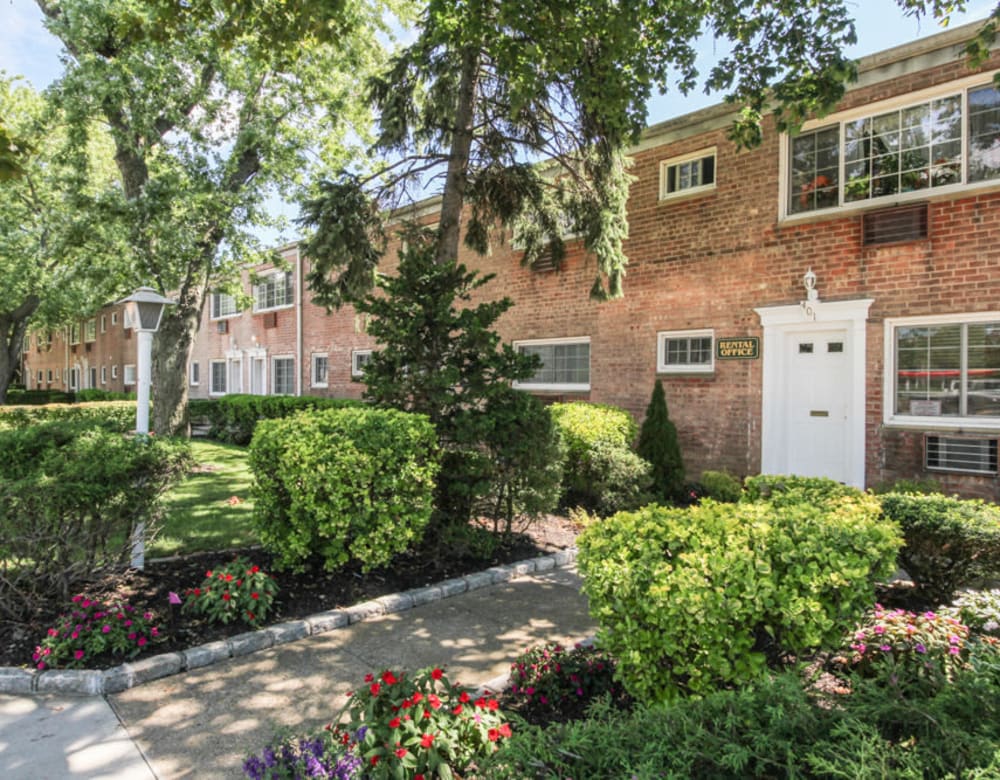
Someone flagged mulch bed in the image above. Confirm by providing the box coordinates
[0,515,580,670]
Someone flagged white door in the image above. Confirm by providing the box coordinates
[228,359,243,394]
[251,358,265,395]
[785,329,850,482]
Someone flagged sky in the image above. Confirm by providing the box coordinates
[0,0,996,242]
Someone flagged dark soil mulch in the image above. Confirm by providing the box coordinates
[1,515,580,670]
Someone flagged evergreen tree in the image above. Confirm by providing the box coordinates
[637,380,685,503]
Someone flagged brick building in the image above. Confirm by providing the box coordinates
[21,302,139,394]
[33,22,1000,498]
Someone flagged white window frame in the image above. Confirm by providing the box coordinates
[351,349,373,379]
[69,323,80,345]
[47,369,53,383]
[513,336,591,392]
[100,315,107,333]
[111,364,118,380]
[88,367,97,389]
[781,74,1000,221]
[189,361,200,386]
[272,355,295,395]
[657,329,715,374]
[69,367,80,390]
[111,311,119,327]
[311,353,329,388]
[209,360,227,396]
[883,311,1000,432]
[659,147,717,201]
[123,364,137,385]
[84,319,97,343]
[101,366,107,385]
[253,271,294,313]
[37,370,43,384]
[210,292,239,320]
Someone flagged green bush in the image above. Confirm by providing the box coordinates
[575,440,653,516]
[950,589,1000,637]
[0,401,137,432]
[636,380,685,502]
[249,407,440,572]
[742,473,863,506]
[75,388,137,402]
[578,496,901,702]
[549,401,643,513]
[700,470,743,503]
[483,650,1000,779]
[4,388,74,405]
[206,393,364,445]
[0,424,190,621]
[880,493,1000,604]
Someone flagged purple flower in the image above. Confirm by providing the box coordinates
[915,643,927,654]
[168,591,182,605]
[101,624,111,634]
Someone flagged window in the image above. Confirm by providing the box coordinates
[210,361,227,395]
[69,323,80,345]
[47,369,53,383]
[189,362,200,386]
[272,357,295,395]
[37,370,43,384]
[211,292,239,319]
[85,319,97,342]
[253,271,294,312]
[351,349,372,378]
[788,80,1000,216]
[111,312,119,326]
[124,364,137,385]
[89,367,97,388]
[886,313,1000,428]
[228,358,243,394]
[100,315,107,333]
[101,366,107,385]
[312,353,329,387]
[660,148,717,200]
[69,368,80,390]
[112,365,118,380]
[514,337,590,391]
[926,435,998,474]
[657,329,715,374]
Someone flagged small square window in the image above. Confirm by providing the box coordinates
[657,330,714,374]
[124,364,137,385]
[660,149,717,200]
[351,350,373,379]
[112,365,119,380]
[312,354,329,387]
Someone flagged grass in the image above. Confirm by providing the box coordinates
[151,439,258,557]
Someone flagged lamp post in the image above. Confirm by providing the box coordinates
[117,286,176,569]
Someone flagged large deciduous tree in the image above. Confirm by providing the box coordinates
[301,0,996,305]
[37,0,395,433]
[0,75,122,403]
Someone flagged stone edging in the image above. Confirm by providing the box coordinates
[0,548,579,697]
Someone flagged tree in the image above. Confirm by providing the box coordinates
[637,380,685,503]
[0,75,123,403]
[301,0,997,308]
[36,0,398,433]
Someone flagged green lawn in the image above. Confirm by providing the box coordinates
[151,439,258,557]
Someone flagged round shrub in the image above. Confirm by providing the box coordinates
[575,439,653,516]
[741,474,863,506]
[578,496,901,702]
[699,470,742,503]
[880,492,1000,604]
[249,407,440,572]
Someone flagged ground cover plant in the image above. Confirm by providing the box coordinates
[182,558,279,628]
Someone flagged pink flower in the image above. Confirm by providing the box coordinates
[101,624,111,634]
[137,637,147,647]
[949,646,961,655]
[74,650,84,660]
[168,592,182,605]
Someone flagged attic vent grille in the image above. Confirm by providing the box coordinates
[925,435,998,475]
[862,203,928,246]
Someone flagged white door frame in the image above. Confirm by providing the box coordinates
[754,298,873,488]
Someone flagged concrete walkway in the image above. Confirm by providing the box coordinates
[0,565,593,779]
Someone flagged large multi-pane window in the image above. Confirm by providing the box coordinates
[657,330,714,374]
[253,272,294,312]
[211,292,238,319]
[889,315,1000,423]
[273,357,295,395]
[85,319,97,342]
[210,361,227,395]
[789,81,1000,215]
[515,338,590,391]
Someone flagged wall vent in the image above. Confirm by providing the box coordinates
[926,435,998,475]
[862,203,929,246]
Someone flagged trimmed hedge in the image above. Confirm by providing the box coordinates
[579,495,901,702]
[881,492,1000,604]
[249,407,440,572]
[0,423,190,621]
[742,474,863,506]
[549,402,647,513]
[203,393,364,444]
[0,401,137,432]
[3,388,74,405]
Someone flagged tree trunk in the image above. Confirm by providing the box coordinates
[0,296,41,404]
[434,45,481,267]
[151,285,203,436]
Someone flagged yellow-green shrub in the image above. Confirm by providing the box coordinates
[578,496,901,702]
[249,407,439,572]
[0,401,136,432]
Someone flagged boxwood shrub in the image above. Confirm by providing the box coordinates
[741,473,863,506]
[880,492,1000,604]
[578,495,901,702]
[205,393,364,444]
[0,401,137,432]
[549,402,648,513]
[249,407,440,572]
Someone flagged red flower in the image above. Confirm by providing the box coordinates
[251,593,259,600]
[423,709,431,719]
[488,728,500,742]
[382,671,399,685]
[369,683,381,696]
[193,588,201,596]
[206,570,213,578]
[225,574,233,582]
[451,704,463,715]
[395,748,407,759]
[499,723,512,738]
[420,733,434,749]
[222,593,231,601]
[411,692,423,703]
[364,673,374,683]
[459,691,470,703]
[389,717,401,729]
[428,694,441,710]
[431,667,443,680]
[474,697,486,708]
[370,756,379,766]
[487,699,499,711]
[246,611,255,621]
[251,565,260,573]
[401,699,412,709]
[415,775,425,780]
